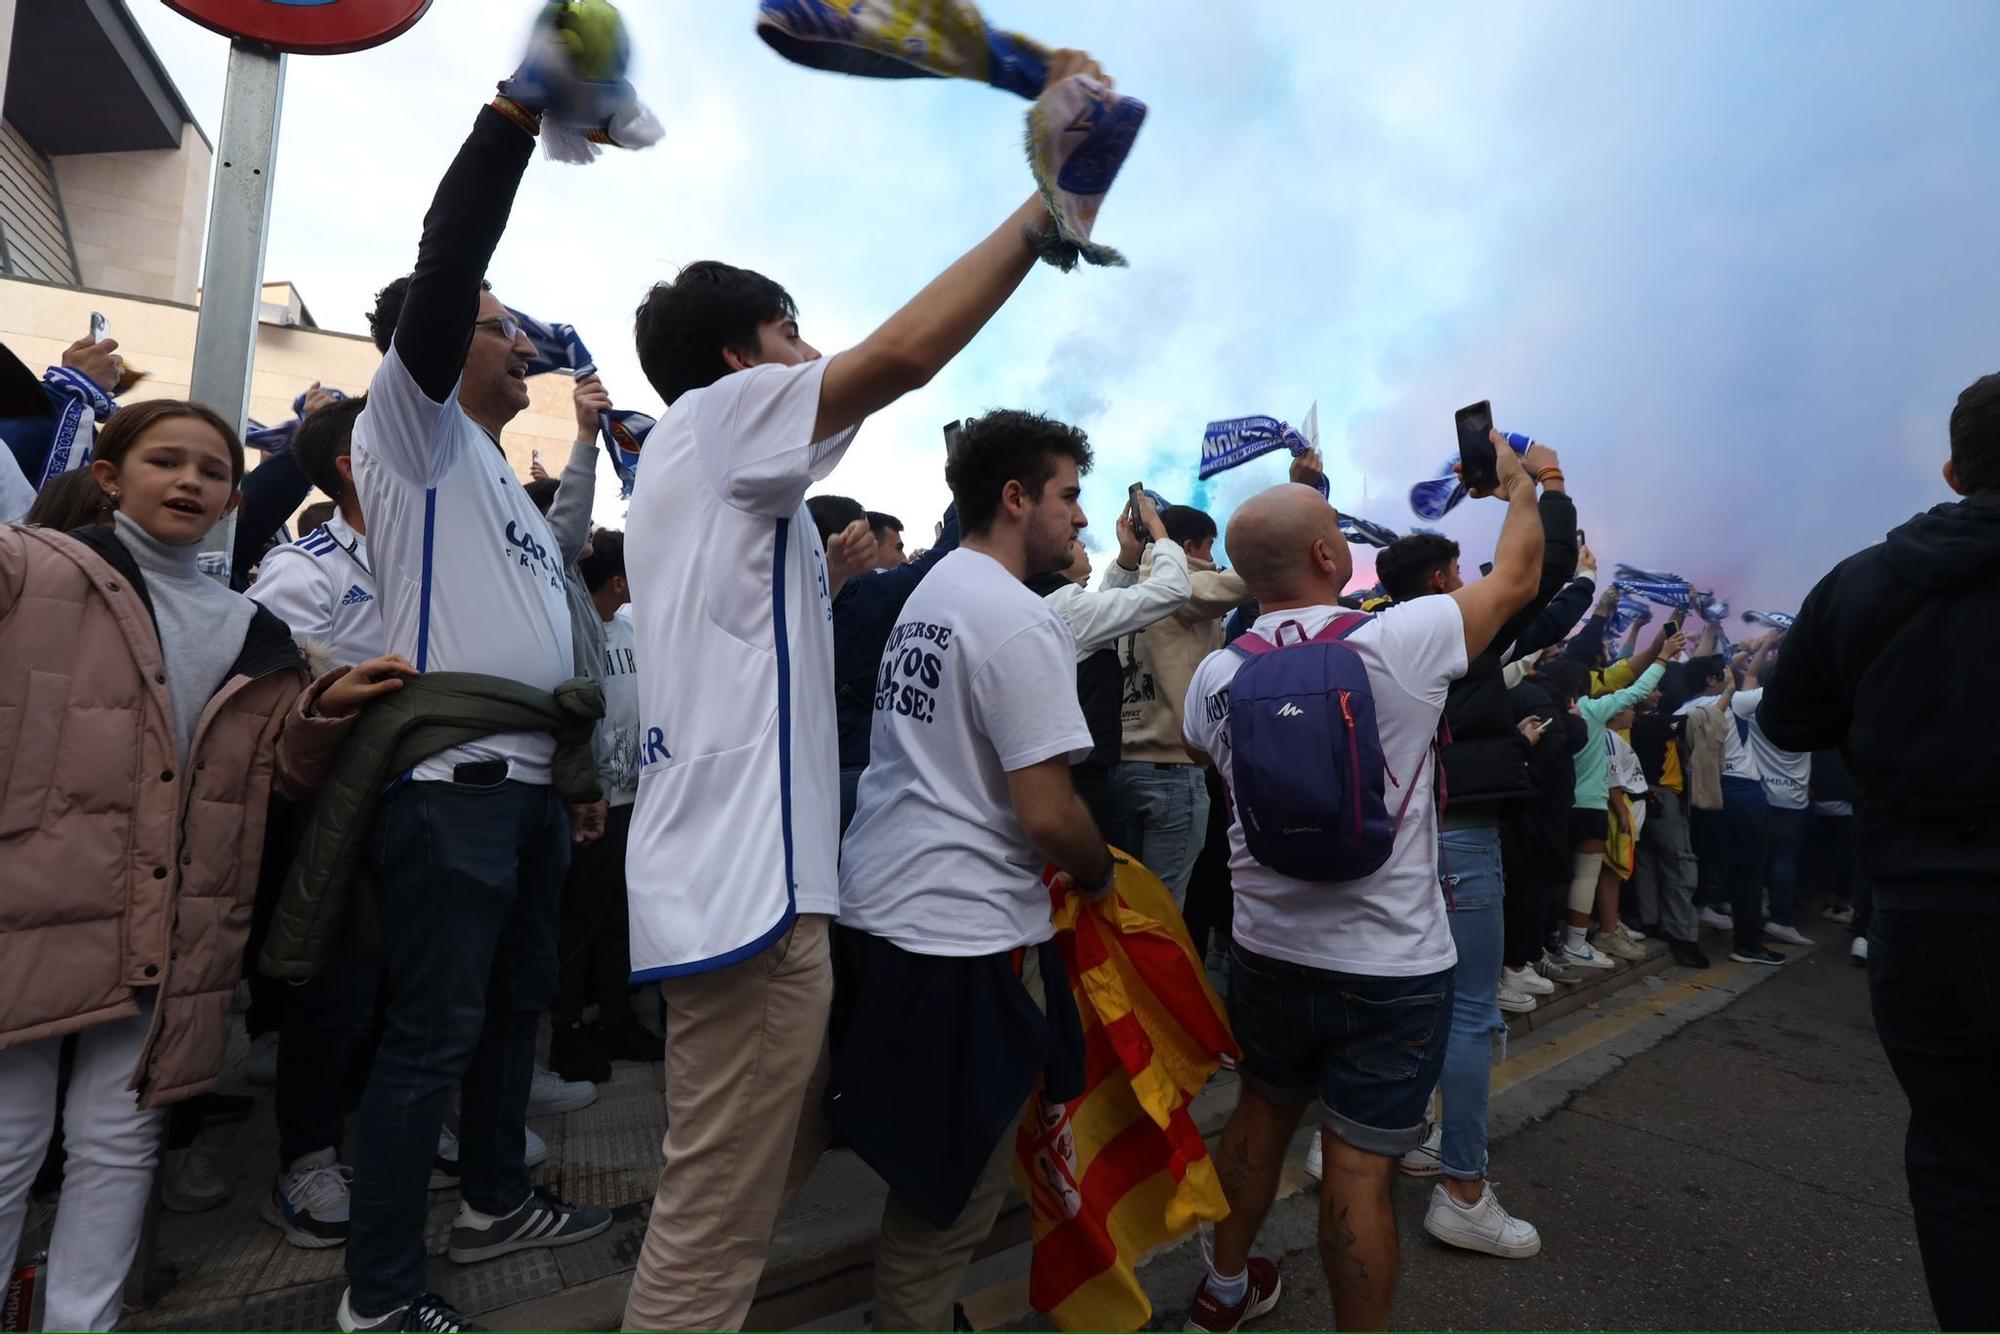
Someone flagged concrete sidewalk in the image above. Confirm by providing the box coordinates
[114,919,1782,1331]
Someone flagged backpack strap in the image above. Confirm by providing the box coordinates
[1227,613,1374,659]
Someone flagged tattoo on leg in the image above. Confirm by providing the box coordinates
[1216,1134,1256,1201]
[1318,1199,1370,1287]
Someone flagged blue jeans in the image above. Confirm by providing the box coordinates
[1110,762,1211,906]
[1440,826,1504,1180]
[1765,805,1810,928]
[347,780,569,1316]
[1722,777,1771,954]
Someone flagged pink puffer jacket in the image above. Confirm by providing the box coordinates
[0,524,355,1106]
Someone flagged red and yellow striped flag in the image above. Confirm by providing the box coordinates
[1013,857,1239,1331]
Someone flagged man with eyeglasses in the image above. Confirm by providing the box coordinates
[336,87,612,1333]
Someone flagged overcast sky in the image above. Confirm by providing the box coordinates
[134,0,2000,614]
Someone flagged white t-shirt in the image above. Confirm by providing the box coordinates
[624,358,859,978]
[352,350,573,784]
[0,446,32,525]
[839,549,1096,957]
[1182,598,1467,978]
[248,512,382,669]
[1677,688,1764,784]
[1748,716,1810,809]
[1607,730,1648,796]
[597,605,640,808]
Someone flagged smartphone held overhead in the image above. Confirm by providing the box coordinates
[1455,400,1498,492]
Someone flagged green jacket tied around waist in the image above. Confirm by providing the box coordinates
[259,672,604,981]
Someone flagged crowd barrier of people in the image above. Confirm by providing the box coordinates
[2,5,1995,1334]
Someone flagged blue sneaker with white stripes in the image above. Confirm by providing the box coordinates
[445,1187,610,1264]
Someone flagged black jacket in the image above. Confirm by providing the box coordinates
[1433,490,1580,818]
[1760,492,2000,910]
[1501,675,1577,887]
[833,507,961,770]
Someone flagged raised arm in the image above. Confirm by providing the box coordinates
[545,374,609,565]
[394,103,538,403]
[1061,541,1192,655]
[230,446,312,591]
[812,53,1108,441]
[1449,439,1544,661]
[1487,462,1577,659]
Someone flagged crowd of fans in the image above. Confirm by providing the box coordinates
[0,34,1992,1334]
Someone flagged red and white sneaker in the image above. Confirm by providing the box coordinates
[1184,1256,1282,1331]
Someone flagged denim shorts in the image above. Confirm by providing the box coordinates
[1226,944,1453,1157]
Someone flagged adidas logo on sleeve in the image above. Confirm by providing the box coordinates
[340,584,374,607]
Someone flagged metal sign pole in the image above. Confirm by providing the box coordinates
[190,38,285,579]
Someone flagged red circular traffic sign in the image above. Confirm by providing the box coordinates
[162,0,434,56]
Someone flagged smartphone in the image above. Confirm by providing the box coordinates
[89,312,108,344]
[1125,481,1149,541]
[1479,560,1494,578]
[1575,528,1586,547]
[1663,619,1681,638]
[1454,400,1497,492]
[942,419,964,461]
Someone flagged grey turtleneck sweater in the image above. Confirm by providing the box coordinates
[114,511,257,764]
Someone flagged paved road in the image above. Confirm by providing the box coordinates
[1128,944,1932,1332]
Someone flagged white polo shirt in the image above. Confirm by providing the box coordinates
[352,349,574,784]
[624,357,858,978]
[248,512,382,669]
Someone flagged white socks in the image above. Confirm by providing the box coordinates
[1563,923,1589,952]
[1206,1263,1249,1305]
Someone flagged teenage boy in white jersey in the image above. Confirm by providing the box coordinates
[548,530,658,1083]
[252,396,380,672]
[336,87,613,1334]
[835,410,1113,1329]
[620,47,1118,1331]
[246,396,385,1251]
[1178,445,1543,1334]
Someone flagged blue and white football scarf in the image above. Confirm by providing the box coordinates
[1408,432,1532,522]
[246,387,350,455]
[503,1,662,164]
[507,306,645,497]
[1200,415,1330,498]
[754,0,1146,269]
[1742,609,1795,632]
[1336,513,1400,549]
[1611,564,1729,623]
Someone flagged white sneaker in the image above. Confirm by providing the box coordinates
[162,1145,229,1213]
[1697,906,1733,931]
[431,1124,548,1189]
[1765,922,1812,947]
[528,1065,596,1116]
[1497,982,1538,1014]
[1400,1123,1443,1177]
[1823,905,1856,924]
[1597,931,1647,962]
[244,1030,279,1086]
[1561,940,1616,970]
[1503,965,1554,997]
[1423,1182,1542,1258]
[1617,922,1647,943]
[1306,1131,1322,1181]
[1850,936,1869,965]
[263,1147,351,1248]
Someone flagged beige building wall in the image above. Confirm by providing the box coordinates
[1,275,576,494]
[53,122,212,305]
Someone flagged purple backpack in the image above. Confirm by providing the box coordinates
[1226,615,1436,882]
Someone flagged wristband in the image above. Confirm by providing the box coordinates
[490,96,542,138]
[1072,859,1116,893]
[1535,467,1564,485]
